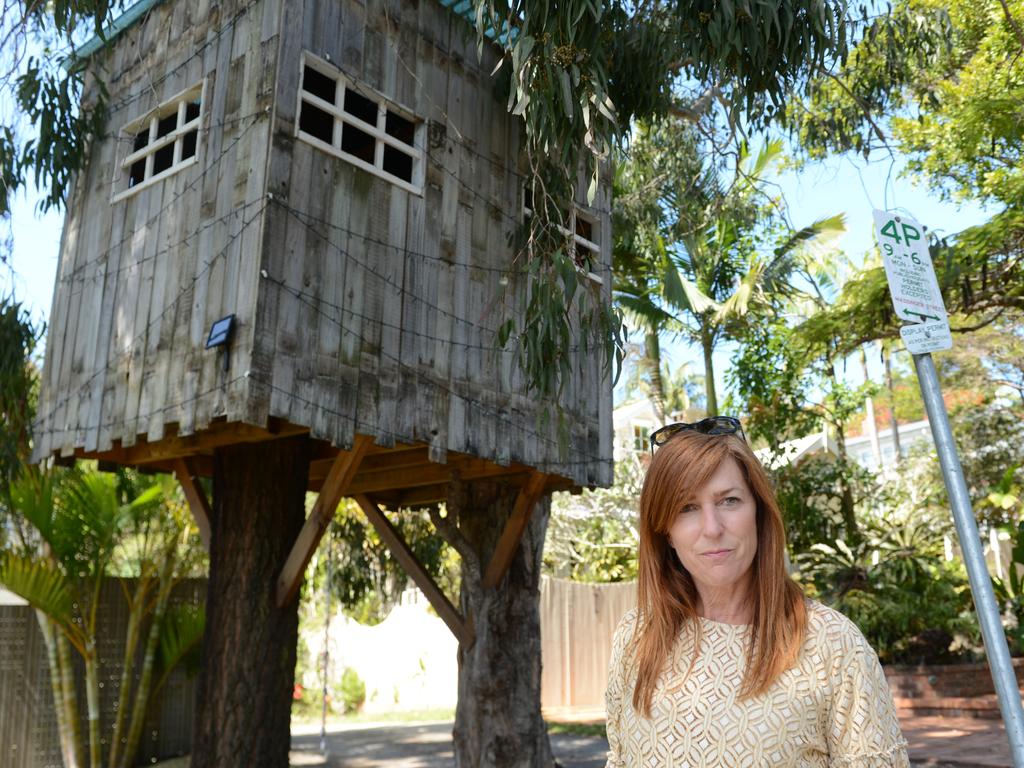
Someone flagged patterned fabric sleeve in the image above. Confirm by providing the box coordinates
[826,635,910,768]
[604,608,635,768]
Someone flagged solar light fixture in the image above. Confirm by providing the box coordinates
[206,314,236,371]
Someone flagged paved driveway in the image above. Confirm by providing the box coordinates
[290,721,608,767]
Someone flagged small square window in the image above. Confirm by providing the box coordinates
[296,53,423,194]
[341,123,375,163]
[344,88,378,126]
[633,425,651,452]
[303,65,337,104]
[300,102,334,145]
[385,111,415,146]
[114,82,204,201]
[153,143,174,174]
[383,145,413,182]
[129,159,146,187]
[156,113,177,139]
[181,129,198,160]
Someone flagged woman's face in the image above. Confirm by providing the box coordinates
[666,456,758,597]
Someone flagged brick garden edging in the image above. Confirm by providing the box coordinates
[886,658,1024,719]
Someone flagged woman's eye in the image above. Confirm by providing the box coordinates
[721,496,741,506]
[680,505,698,515]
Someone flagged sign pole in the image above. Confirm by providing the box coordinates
[873,208,1024,766]
[914,353,1024,767]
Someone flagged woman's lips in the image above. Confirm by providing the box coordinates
[701,549,733,560]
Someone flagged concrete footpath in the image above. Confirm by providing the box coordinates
[284,713,1016,767]
[289,721,606,767]
[900,714,1013,767]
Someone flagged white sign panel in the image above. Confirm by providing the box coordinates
[899,321,953,354]
[872,209,948,325]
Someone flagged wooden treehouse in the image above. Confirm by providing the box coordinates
[35,0,612,689]
[36,0,615,760]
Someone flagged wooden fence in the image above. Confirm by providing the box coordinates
[0,579,204,768]
[540,577,637,709]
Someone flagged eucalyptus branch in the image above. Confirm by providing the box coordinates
[821,70,895,158]
[428,500,482,593]
[950,307,1007,333]
[995,0,1024,53]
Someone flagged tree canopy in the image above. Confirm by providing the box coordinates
[784,0,1024,349]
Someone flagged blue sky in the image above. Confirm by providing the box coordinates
[2,146,992,405]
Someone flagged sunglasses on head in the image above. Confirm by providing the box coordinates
[649,416,746,452]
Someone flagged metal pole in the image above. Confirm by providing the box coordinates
[914,352,1024,767]
[320,532,333,756]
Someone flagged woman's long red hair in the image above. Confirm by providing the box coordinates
[630,431,807,716]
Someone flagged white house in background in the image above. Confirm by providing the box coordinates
[612,399,705,460]
[846,419,933,471]
[612,399,661,459]
[756,419,934,472]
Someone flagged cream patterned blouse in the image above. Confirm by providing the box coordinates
[604,600,909,767]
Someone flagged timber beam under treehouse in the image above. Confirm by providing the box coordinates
[59,420,575,643]
[60,419,576,505]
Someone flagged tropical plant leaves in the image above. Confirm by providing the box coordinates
[0,554,73,627]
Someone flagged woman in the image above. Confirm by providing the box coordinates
[605,417,909,767]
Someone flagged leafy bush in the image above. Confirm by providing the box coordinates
[795,510,979,664]
[339,667,366,714]
[545,458,642,582]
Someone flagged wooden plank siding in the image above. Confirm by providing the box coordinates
[34,0,613,489]
[34,0,280,465]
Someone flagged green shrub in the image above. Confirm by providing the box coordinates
[339,667,366,714]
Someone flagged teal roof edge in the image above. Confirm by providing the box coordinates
[69,0,169,67]
[69,0,511,69]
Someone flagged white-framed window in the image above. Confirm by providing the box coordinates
[112,81,205,202]
[632,423,651,452]
[296,52,424,195]
[522,188,603,286]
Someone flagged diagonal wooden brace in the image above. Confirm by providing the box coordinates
[173,458,212,552]
[275,435,372,607]
[482,471,548,590]
[354,494,474,647]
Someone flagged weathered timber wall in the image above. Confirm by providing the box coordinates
[0,579,204,768]
[35,0,614,487]
[250,0,613,486]
[34,0,279,463]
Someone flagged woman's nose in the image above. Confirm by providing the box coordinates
[700,505,724,536]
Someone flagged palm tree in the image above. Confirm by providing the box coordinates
[0,467,202,768]
[615,123,846,416]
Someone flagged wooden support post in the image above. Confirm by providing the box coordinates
[482,471,548,590]
[354,494,473,647]
[275,435,372,607]
[173,458,212,551]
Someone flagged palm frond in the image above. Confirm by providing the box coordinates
[0,554,73,626]
[152,603,205,698]
[773,214,847,266]
[9,467,58,547]
[713,264,763,323]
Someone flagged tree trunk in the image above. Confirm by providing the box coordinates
[883,343,902,464]
[56,631,85,768]
[191,435,310,768]
[36,611,83,768]
[445,479,554,768]
[644,330,667,424]
[860,346,882,467]
[121,550,178,768]
[700,327,718,416]
[827,361,858,543]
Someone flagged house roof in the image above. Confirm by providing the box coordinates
[71,0,500,65]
